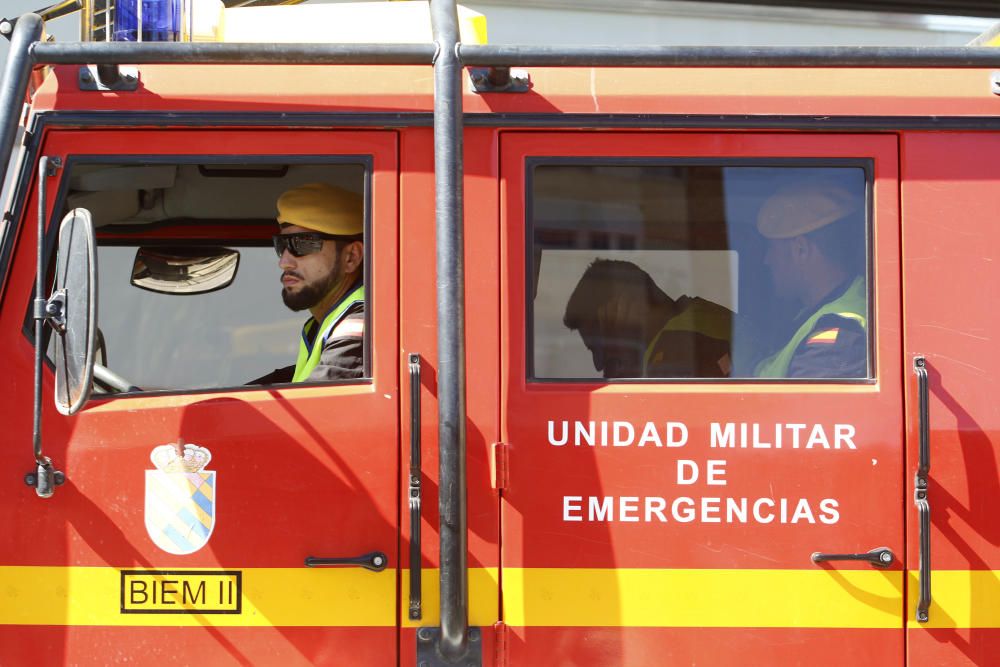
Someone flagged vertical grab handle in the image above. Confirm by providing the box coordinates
[408,353,423,620]
[914,357,931,623]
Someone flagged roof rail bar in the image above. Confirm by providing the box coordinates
[459,44,1000,68]
[31,41,436,64]
[28,41,1000,68]
[35,0,83,23]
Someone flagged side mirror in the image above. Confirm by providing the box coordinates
[51,208,98,416]
[131,246,239,295]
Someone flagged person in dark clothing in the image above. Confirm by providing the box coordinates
[563,259,732,379]
[251,182,365,384]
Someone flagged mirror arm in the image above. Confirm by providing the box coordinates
[38,289,66,333]
[26,155,65,498]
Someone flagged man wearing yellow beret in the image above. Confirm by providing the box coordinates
[753,180,867,379]
[252,183,365,384]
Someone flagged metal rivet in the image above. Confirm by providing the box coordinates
[880,551,892,563]
[469,628,480,642]
[417,627,433,642]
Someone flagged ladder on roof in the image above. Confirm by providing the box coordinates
[0,0,114,42]
[85,0,111,41]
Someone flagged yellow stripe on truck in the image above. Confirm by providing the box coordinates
[906,570,1000,629]
[4,566,997,629]
[0,566,395,627]
[503,568,903,628]
[0,566,500,628]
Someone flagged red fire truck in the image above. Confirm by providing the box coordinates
[1,1,998,665]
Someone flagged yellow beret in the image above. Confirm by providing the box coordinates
[276,183,363,236]
[757,181,860,239]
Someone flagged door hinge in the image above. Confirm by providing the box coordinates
[490,442,508,491]
[493,621,508,667]
[416,627,483,666]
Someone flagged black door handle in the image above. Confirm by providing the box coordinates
[811,547,894,568]
[407,353,423,620]
[913,356,932,622]
[305,551,388,572]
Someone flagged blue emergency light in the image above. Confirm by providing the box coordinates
[113,0,181,42]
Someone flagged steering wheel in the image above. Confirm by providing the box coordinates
[92,329,142,393]
[94,363,142,393]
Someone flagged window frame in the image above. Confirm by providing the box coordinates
[26,153,376,399]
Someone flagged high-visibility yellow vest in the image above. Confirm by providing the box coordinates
[642,297,732,375]
[292,285,365,383]
[754,276,866,378]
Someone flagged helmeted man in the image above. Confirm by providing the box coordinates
[563,259,732,379]
[753,180,867,379]
[252,182,365,384]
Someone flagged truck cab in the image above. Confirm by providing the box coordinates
[1,2,999,665]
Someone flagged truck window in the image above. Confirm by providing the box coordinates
[43,161,370,393]
[529,163,870,381]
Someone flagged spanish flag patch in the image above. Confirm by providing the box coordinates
[807,328,839,345]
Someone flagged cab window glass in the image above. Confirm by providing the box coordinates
[46,161,369,393]
[529,163,870,381]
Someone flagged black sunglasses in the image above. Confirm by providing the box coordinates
[272,232,359,258]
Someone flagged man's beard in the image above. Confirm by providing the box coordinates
[281,264,343,312]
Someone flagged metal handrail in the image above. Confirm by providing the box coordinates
[431,0,469,660]
[460,44,1000,67]
[31,41,436,64]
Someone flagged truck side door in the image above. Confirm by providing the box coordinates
[0,128,400,666]
[499,132,904,665]
[902,132,1000,666]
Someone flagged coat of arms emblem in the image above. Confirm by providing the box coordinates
[145,443,216,555]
